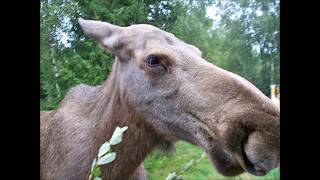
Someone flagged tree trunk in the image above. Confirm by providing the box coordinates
[44,0,61,98]
[50,48,61,98]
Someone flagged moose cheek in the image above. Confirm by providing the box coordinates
[163,122,196,143]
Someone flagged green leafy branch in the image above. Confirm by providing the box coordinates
[165,152,207,180]
[88,126,128,180]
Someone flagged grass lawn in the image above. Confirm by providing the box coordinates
[144,141,279,180]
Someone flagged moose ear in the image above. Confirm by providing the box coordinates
[78,18,123,54]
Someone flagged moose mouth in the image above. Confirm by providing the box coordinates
[239,143,268,176]
[202,132,275,177]
[204,142,269,177]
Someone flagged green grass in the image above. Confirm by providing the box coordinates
[144,141,279,180]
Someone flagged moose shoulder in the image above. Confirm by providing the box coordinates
[40,18,280,180]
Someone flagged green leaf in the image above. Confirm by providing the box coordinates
[109,126,128,145]
[97,152,116,165]
[98,142,110,158]
[93,166,101,177]
[165,172,177,180]
[121,126,128,131]
[91,158,97,172]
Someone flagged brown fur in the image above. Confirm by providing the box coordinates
[40,19,280,180]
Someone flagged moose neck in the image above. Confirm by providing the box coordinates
[89,60,159,179]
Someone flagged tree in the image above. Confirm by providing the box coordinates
[40,0,280,110]
[210,0,280,95]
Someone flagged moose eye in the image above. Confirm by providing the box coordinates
[146,55,160,67]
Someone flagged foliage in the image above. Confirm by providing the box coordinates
[88,126,128,180]
[212,0,280,93]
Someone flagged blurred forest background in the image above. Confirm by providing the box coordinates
[40,0,279,179]
[40,0,279,110]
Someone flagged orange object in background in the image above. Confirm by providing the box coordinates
[270,84,280,109]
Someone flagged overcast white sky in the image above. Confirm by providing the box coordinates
[206,5,221,28]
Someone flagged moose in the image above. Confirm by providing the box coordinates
[40,18,280,180]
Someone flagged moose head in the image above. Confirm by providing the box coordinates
[78,18,280,177]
